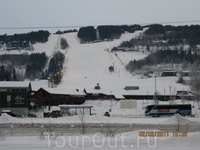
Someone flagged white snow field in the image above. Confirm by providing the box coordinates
[4,29,189,97]
[0,30,190,97]
[0,100,200,150]
[0,131,200,150]
[1,30,200,149]
[57,31,191,97]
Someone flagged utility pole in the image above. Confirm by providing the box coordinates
[155,75,157,100]
[110,91,112,112]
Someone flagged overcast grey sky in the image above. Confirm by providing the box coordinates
[0,0,200,34]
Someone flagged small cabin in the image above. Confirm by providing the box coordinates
[109,66,114,72]
[94,83,100,90]
[124,86,139,90]
[161,71,177,77]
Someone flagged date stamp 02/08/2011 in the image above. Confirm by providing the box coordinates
[139,131,188,137]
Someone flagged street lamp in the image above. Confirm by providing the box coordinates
[155,75,157,100]
[154,75,158,117]
[110,91,112,112]
[155,76,157,93]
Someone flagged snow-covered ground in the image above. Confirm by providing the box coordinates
[0,30,191,97]
[0,31,200,149]
[1,30,188,98]
[1,30,198,125]
[1,100,200,149]
[1,99,200,124]
[0,131,200,150]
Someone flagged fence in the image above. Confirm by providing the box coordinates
[1,122,200,137]
[111,115,159,118]
[111,115,200,118]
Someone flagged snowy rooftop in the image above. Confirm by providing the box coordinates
[44,87,86,96]
[0,81,30,88]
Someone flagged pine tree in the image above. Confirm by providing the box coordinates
[12,68,17,81]
[0,65,5,81]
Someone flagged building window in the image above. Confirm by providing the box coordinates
[21,89,27,92]
[7,95,11,107]
[7,89,12,92]
[12,89,19,92]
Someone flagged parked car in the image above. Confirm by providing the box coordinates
[43,112,51,118]
[28,113,36,118]
[1,110,16,117]
[51,110,61,118]
[104,111,110,117]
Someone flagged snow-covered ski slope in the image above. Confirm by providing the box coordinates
[58,31,146,97]
[0,30,191,97]
[53,31,190,98]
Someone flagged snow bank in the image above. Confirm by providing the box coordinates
[0,113,15,123]
[163,114,199,125]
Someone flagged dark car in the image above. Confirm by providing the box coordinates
[2,110,16,117]
[43,112,51,118]
[51,110,61,118]
[104,112,110,117]
[28,113,37,118]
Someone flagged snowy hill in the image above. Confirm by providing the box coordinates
[1,31,200,148]
[31,30,190,98]
[0,30,191,98]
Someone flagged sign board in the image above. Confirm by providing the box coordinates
[14,95,25,105]
[120,100,137,109]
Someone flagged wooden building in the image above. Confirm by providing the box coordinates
[0,81,32,116]
[32,88,87,110]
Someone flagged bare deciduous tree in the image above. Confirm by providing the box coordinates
[175,114,182,132]
[39,122,61,141]
[190,76,200,109]
[78,110,86,134]
[0,128,8,141]
[191,67,200,109]
[100,123,118,137]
